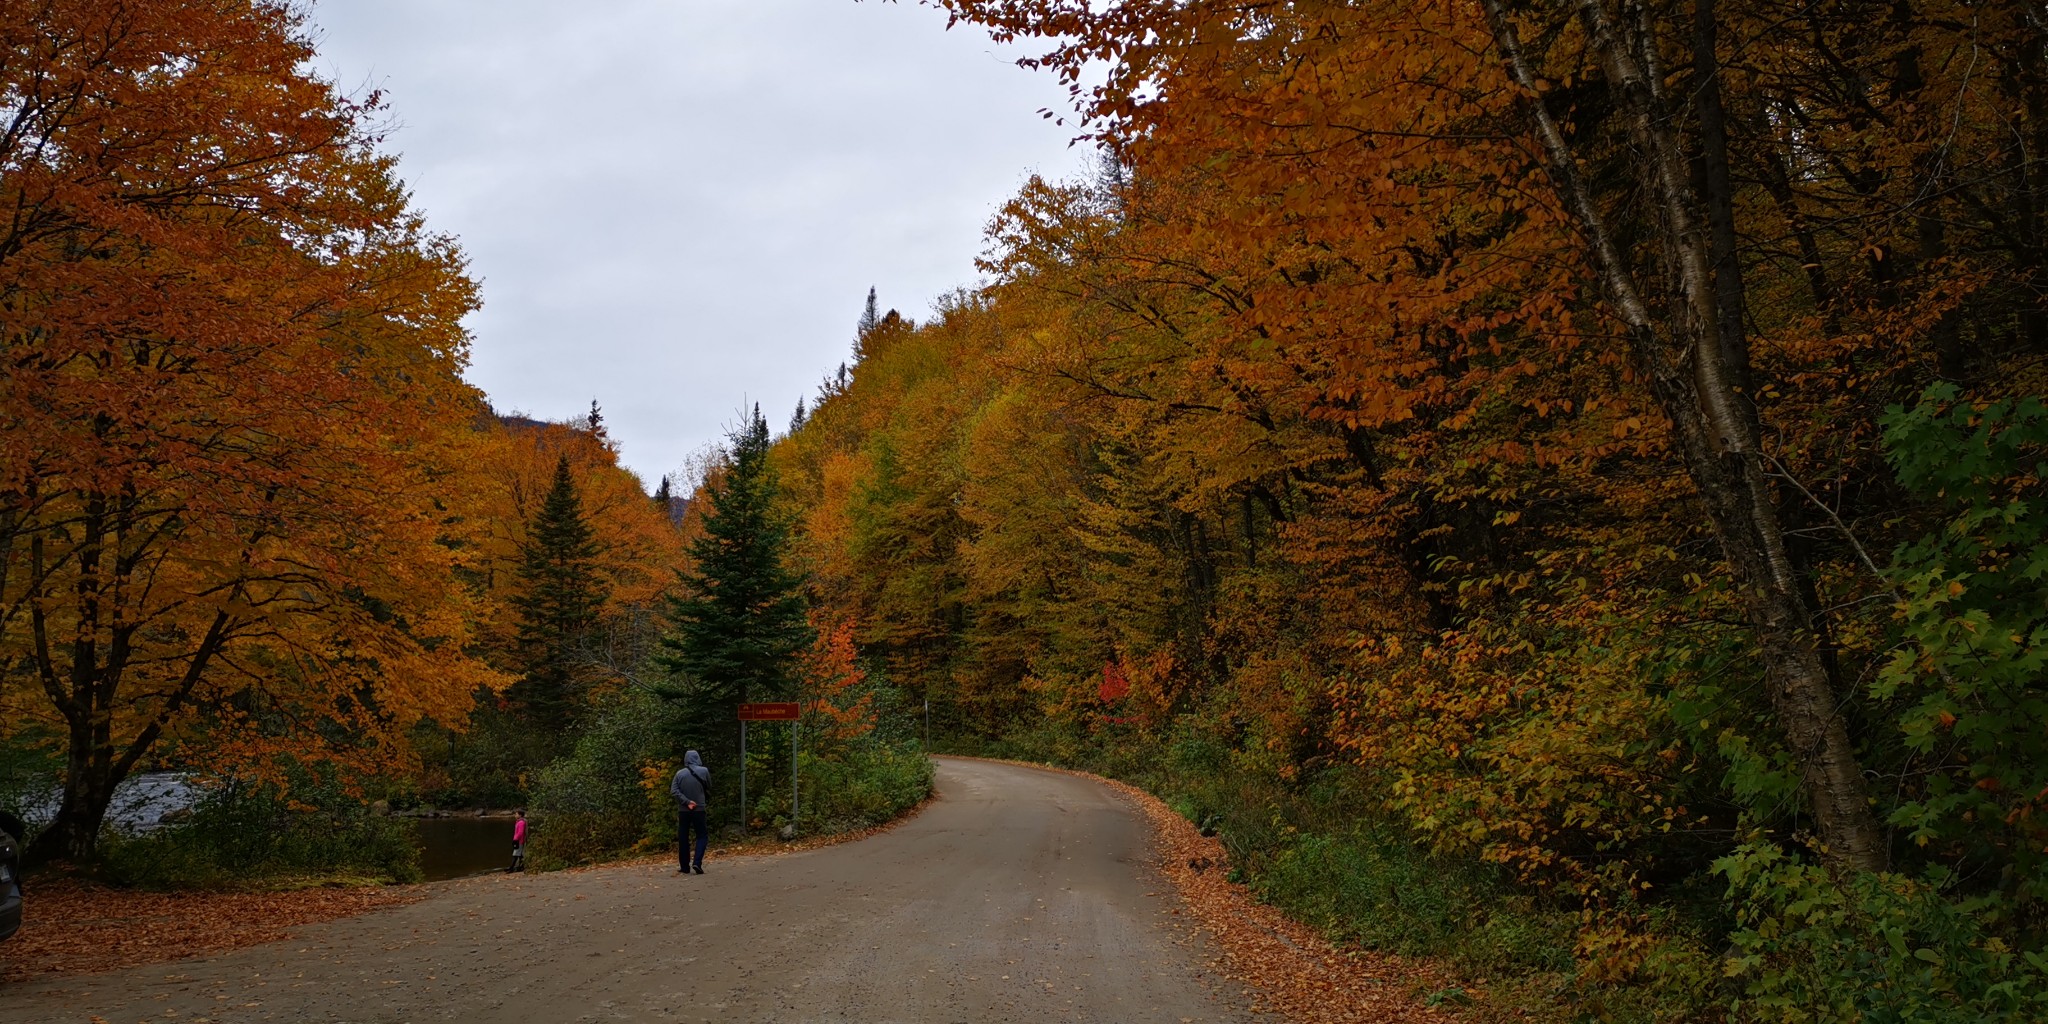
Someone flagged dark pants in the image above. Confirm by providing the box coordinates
[678,807,708,870]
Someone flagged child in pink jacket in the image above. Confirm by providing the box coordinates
[508,810,528,873]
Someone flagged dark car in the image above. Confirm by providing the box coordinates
[0,811,22,942]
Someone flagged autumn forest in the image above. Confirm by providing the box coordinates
[6,0,2048,1021]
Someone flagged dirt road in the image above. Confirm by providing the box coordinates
[0,757,1264,1023]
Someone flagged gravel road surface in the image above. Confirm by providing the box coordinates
[0,757,1262,1023]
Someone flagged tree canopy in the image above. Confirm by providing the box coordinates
[775,0,2048,1016]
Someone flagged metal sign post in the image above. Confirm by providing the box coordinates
[737,703,801,834]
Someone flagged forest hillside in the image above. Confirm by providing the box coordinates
[770,2,2048,1020]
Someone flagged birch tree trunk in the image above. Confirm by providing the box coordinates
[1480,0,1886,871]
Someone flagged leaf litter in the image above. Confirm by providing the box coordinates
[0,879,425,983]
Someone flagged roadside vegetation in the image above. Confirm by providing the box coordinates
[96,774,425,891]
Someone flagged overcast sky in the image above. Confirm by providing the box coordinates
[307,0,1092,486]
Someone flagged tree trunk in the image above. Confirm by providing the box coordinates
[27,720,121,864]
[26,492,231,863]
[1693,0,1749,396]
[1482,0,1886,871]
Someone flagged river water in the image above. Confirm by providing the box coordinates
[410,817,517,881]
[21,772,200,832]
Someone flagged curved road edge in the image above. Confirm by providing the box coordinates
[943,755,1458,1024]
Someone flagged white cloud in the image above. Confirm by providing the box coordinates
[309,0,1093,484]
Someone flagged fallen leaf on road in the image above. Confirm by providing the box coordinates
[0,879,424,983]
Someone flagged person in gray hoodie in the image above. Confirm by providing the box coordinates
[671,751,711,874]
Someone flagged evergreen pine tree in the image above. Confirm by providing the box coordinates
[657,406,812,765]
[509,455,609,731]
[856,286,880,339]
[789,395,808,435]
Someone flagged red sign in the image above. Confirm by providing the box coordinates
[737,702,800,721]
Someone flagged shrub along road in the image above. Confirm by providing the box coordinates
[0,758,1262,1023]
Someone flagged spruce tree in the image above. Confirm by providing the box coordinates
[509,455,608,730]
[856,286,880,339]
[657,406,811,761]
